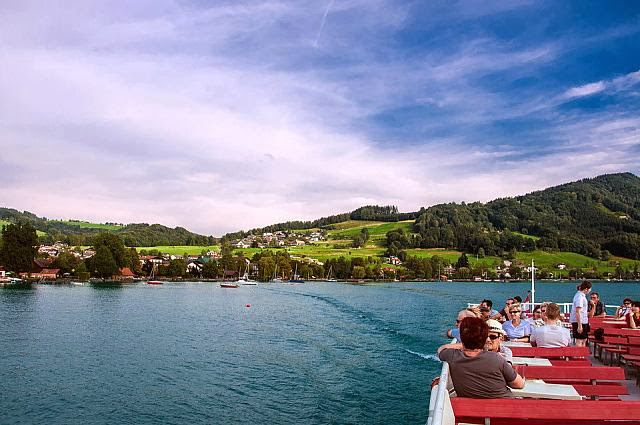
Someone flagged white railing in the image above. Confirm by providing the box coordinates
[426,339,456,425]
[468,302,619,315]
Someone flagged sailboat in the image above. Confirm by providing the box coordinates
[325,265,337,282]
[242,264,257,286]
[270,264,284,283]
[146,264,163,285]
[289,263,304,284]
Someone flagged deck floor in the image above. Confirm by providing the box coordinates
[589,344,640,401]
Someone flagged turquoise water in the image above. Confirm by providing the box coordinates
[1,281,638,424]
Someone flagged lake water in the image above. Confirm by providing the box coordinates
[1,281,638,424]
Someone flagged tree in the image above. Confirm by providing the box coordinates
[52,251,79,275]
[0,223,38,272]
[167,259,187,277]
[91,245,119,278]
[456,252,469,269]
[92,233,127,268]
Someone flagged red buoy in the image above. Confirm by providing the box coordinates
[245,304,251,308]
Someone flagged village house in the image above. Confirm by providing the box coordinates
[114,267,135,280]
[388,256,402,266]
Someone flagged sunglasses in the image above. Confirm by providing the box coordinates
[625,303,632,305]
[511,310,521,314]
[488,334,501,340]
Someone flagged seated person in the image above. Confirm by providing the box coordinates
[616,298,633,319]
[502,303,531,342]
[447,309,477,340]
[437,317,525,398]
[485,319,512,364]
[525,305,543,328]
[481,299,499,317]
[625,301,640,329]
[491,298,514,322]
[530,303,571,347]
[588,292,606,318]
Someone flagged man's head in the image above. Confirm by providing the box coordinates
[632,301,640,313]
[545,303,561,321]
[504,298,514,308]
[481,299,493,309]
[623,298,633,307]
[590,292,600,302]
[540,302,550,319]
[532,305,542,319]
[459,317,489,350]
[456,309,477,327]
[513,296,523,303]
[484,319,506,351]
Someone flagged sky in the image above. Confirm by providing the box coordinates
[1,1,639,236]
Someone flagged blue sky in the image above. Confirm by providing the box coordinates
[1,1,639,235]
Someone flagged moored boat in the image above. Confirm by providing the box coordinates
[147,280,164,285]
[220,282,240,288]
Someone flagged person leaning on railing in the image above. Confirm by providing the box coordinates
[437,317,525,398]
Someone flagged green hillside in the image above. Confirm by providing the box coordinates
[54,220,124,230]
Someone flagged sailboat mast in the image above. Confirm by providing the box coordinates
[531,259,535,309]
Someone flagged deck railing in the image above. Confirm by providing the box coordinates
[467,302,619,315]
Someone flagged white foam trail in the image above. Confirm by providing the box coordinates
[405,349,441,362]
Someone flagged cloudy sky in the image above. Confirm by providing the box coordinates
[1,1,639,235]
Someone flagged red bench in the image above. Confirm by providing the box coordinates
[509,346,589,359]
[451,398,640,424]
[514,365,625,382]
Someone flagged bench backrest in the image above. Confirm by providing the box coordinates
[603,336,628,344]
[509,346,589,358]
[514,365,625,380]
[451,398,640,422]
[629,346,640,355]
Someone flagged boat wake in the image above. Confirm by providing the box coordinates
[405,349,441,362]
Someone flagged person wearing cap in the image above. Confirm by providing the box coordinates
[485,319,512,364]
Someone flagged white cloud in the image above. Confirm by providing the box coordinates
[564,81,606,99]
[0,1,638,236]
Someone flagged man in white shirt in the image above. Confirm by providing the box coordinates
[530,303,571,347]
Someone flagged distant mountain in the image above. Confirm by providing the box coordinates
[409,172,640,259]
[0,208,216,247]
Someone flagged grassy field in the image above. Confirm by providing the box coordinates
[513,231,540,241]
[137,245,219,255]
[327,220,414,243]
[1,219,47,236]
[54,220,124,230]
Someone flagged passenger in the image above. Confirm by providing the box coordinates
[530,303,571,347]
[502,303,531,342]
[491,298,514,322]
[616,298,633,319]
[481,299,499,318]
[479,305,492,320]
[570,280,592,347]
[625,301,640,329]
[485,319,513,364]
[588,292,606,318]
[526,305,543,328]
[447,309,477,340]
[437,317,524,398]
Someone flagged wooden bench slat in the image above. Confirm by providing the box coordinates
[514,365,625,380]
[451,398,640,420]
[509,346,589,358]
[572,383,629,396]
